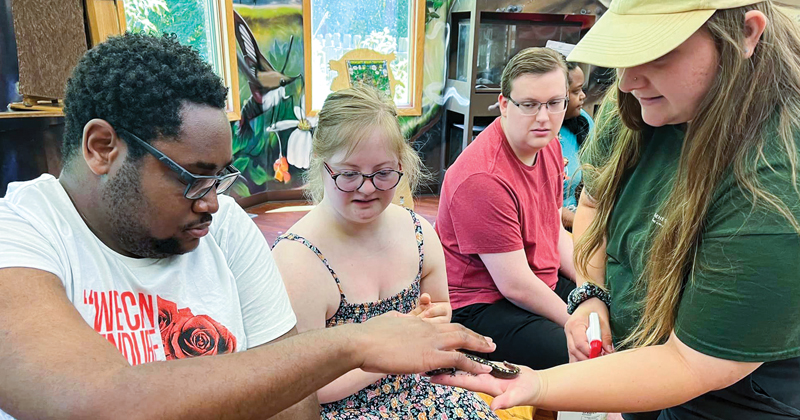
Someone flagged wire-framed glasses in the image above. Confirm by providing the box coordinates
[323,162,404,192]
[116,128,241,200]
[507,96,569,115]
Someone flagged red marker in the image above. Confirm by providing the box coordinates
[587,312,603,359]
[558,312,609,420]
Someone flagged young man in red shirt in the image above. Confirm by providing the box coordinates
[436,47,576,369]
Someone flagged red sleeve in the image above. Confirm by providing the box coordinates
[448,173,523,255]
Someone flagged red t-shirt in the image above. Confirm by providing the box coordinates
[436,118,563,310]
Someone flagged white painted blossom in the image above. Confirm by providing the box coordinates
[266,95,317,169]
[287,96,316,169]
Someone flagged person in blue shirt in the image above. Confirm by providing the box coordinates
[559,61,594,230]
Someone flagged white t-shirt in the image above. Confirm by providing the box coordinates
[0,175,296,418]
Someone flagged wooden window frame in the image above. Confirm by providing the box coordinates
[85,0,241,122]
[302,0,425,116]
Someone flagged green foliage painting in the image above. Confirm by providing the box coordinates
[347,60,391,97]
[227,0,457,198]
[230,5,307,198]
[124,0,211,63]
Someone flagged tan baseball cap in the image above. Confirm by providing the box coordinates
[568,0,762,68]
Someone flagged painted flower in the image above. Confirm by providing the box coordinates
[286,119,313,169]
[266,96,316,170]
[273,156,291,183]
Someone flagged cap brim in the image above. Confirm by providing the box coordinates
[567,8,715,68]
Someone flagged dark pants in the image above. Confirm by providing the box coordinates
[451,275,576,370]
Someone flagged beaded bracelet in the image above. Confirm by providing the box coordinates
[567,282,611,315]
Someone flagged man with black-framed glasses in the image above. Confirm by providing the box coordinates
[115,127,242,201]
[437,47,578,372]
[0,33,494,420]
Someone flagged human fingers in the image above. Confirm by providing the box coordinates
[565,320,591,361]
[409,294,432,317]
[566,331,578,363]
[419,293,432,306]
[434,323,496,354]
[419,305,449,323]
[600,314,614,354]
[443,352,495,376]
[491,387,533,411]
[430,371,503,395]
[489,367,540,410]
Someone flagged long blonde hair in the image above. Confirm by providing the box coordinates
[576,1,800,348]
[305,85,423,204]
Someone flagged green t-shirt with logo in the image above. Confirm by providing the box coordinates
[583,115,800,417]
[584,120,800,360]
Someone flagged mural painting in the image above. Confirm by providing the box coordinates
[231,1,308,198]
[230,0,455,198]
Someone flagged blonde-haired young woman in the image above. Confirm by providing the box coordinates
[272,85,497,419]
[433,1,800,418]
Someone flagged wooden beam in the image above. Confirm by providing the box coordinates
[85,0,125,47]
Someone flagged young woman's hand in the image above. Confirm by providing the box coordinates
[564,297,614,362]
[409,293,450,324]
[430,365,541,410]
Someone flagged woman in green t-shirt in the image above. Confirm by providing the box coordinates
[432,1,800,418]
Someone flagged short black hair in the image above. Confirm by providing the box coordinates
[559,53,580,83]
[63,33,228,163]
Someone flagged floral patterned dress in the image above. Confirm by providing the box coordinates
[274,208,498,420]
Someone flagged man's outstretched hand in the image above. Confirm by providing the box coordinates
[349,312,496,376]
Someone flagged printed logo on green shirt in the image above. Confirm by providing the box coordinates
[651,213,666,227]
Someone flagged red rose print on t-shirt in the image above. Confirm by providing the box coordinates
[157,296,237,360]
[157,297,193,337]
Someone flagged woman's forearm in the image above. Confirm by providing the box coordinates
[535,343,720,412]
[572,194,606,287]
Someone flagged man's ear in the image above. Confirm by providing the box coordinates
[82,119,126,176]
[498,94,509,118]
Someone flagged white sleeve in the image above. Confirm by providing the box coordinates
[211,196,296,348]
[0,202,64,280]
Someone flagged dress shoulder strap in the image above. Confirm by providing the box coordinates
[273,233,346,299]
[403,208,424,280]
